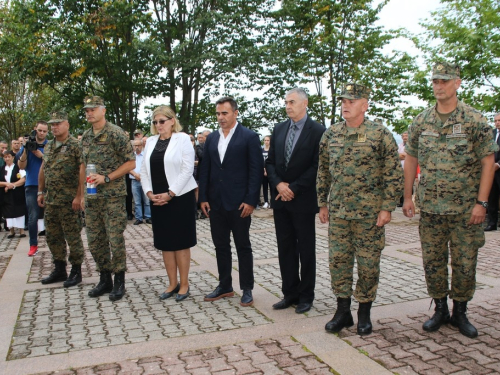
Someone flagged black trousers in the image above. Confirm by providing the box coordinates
[487,178,500,226]
[273,207,316,304]
[209,207,254,291]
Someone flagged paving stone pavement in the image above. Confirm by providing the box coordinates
[1,210,500,375]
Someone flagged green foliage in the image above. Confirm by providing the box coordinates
[418,0,500,114]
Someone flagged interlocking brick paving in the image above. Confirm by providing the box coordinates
[28,239,182,283]
[9,272,270,360]
[339,299,500,374]
[32,336,333,375]
[399,239,500,279]
[0,230,21,253]
[255,255,490,318]
[197,232,329,261]
[0,254,12,280]
[385,223,421,246]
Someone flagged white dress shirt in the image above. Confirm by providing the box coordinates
[218,123,238,162]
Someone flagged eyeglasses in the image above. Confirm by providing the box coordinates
[152,118,171,126]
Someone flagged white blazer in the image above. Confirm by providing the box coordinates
[140,133,197,196]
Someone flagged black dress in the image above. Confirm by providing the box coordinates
[0,164,26,219]
[150,138,197,251]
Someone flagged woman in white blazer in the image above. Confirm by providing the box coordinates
[140,105,198,302]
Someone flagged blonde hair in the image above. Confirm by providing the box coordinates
[150,105,183,135]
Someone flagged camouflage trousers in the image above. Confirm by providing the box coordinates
[420,211,484,302]
[45,204,84,265]
[329,216,384,303]
[85,196,127,273]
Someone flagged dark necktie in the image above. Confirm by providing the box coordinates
[285,123,297,167]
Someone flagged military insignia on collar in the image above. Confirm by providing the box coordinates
[453,124,461,134]
[437,64,444,71]
[357,133,366,143]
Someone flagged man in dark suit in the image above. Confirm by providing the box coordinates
[199,97,263,306]
[266,88,325,314]
[486,112,500,231]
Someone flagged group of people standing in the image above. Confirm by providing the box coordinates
[16,59,495,345]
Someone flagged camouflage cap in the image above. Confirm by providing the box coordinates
[83,96,105,109]
[337,83,371,100]
[48,111,69,124]
[431,62,460,80]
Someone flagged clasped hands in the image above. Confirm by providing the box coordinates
[148,192,172,206]
[275,182,294,202]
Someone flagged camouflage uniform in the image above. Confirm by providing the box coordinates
[42,112,84,266]
[317,84,402,303]
[406,95,498,302]
[81,101,135,273]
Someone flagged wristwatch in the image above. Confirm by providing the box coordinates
[476,200,488,208]
[104,175,111,183]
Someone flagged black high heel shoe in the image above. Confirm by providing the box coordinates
[159,283,180,300]
[175,287,190,302]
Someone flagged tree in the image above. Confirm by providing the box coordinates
[417,0,500,114]
[1,0,161,135]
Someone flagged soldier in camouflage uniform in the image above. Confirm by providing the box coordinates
[38,111,85,288]
[403,62,498,338]
[316,83,402,335]
[80,96,135,301]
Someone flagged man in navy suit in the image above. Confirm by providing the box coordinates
[486,113,500,231]
[199,97,263,306]
[266,88,325,314]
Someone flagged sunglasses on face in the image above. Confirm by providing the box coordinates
[152,118,171,126]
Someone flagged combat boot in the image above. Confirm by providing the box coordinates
[88,271,113,297]
[325,297,354,333]
[109,272,126,301]
[357,302,373,335]
[41,260,67,284]
[423,297,450,332]
[450,300,478,338]
[63,264,82,288]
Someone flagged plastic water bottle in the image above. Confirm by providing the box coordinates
[86,164,97,195]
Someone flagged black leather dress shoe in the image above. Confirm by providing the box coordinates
[159,283,180,300]
[133,220,143,225]
[295,302,313,314]
[240,290,253,306]
[127,214,134,220]
[145,219,152,224]
[484,225,497,231]
[176,287,190,302]
[272,298,299,310]
[204,286,234,301]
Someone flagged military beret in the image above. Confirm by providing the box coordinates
[48,110,69,124]
[431,61,460,80]
[338,83,371,100]
[83,96,105,109]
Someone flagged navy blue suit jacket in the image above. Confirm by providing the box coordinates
[198,123,263,211]
[266,116,325,214]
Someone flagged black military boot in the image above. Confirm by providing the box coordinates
[88,271,113,297]
[325,297,354,333]
[41,260,68,284]
[450,300,478,338]
[357,302,373,335]
[423,297,451,332]
[109,272,126,301]
[63,265,82,288]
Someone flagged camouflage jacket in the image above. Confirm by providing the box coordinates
[406,101,498,215]
[316,118,402,219]
[43,136,81,205]
[80,121,135,198]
